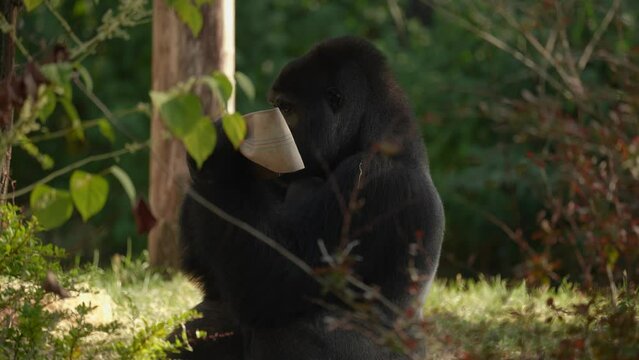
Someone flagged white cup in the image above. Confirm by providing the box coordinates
[239,108,305,174]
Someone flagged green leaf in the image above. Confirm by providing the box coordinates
[60,98,85,141]
[70,171,109,222]
[169,0,203,36]
[30,184,73,229]
[76,64,94,93]
[183,117,217,168]
[235,71,255,101]
[40,63,73,100]
[24,0,44,12]
[37,87,57,122]
[97,118,115,143]
[109,166,136,206]
[158,93,202,138]
[222,113,246,149]
[212,71,233,105]
[194,0,213,6]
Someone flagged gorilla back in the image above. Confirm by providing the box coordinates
[178,37,444,359]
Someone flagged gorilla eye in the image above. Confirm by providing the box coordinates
[326,87,343,113]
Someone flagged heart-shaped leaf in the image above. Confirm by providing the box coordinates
[212,71,233,105]
[70,170,109,222]
[184,117,217,168]
[30,184,73,229]
[158,93,202,138]
[167,0,203,36]
[222,113,246,149]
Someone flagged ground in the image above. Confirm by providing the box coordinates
[79,257,613,359]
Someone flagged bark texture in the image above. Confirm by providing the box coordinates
[149,0,235,267]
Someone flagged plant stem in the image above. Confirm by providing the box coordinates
[45,0,83,47]
[1,141,148,200]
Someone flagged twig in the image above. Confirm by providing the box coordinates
[0,13,32,62]
[185,188,314,275]
[45,0,83,47]
[26,118,102,143]
[431,2,574,101]
[69,3,151,61]
[498,5,585,98]
[578,0,621,71]
[73,78,142,143]
[0,141,148,199]
[553,2,581,81]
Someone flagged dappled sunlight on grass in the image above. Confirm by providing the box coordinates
[75,269,635,359]
[87,268,202,325]
[423,277,588,359]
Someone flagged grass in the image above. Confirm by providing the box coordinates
[77,258,635,360]
[82,254,202,328]
[424,277,586,359]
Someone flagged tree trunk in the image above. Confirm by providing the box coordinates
[0,2,18,201]
[149,0,235,268]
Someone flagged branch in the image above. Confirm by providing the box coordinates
[45,0,83,47]
[0,141,148,199]
[69,0,151,61]
[0,13,32,62]
[430,1,574,101]
[498,8,584,98]
[73,77,143,143]
[578,0,621,71]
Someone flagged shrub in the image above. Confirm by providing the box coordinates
[435,0,639,287]
[0,204,195,359]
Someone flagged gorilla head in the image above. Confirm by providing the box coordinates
[268,37,414,176]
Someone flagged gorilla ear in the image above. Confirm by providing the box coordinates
[326,87,343,113]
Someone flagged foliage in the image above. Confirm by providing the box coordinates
[4,0,248,232]
[0,204,199,359]
[0,203,117,359]
[431,0,639,287]
[148,72,248,169]
[7,0,639,288]
[7,0,514,266]
[0,0,149,239]
[164,0,214,36]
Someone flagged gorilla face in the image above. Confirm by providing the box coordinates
[268,38,386,176]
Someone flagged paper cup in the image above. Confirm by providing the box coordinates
[239,108,305,173]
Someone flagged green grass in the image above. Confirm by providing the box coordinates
[80,262,635,360]
[424,278,586,359]
[83,255,202,329]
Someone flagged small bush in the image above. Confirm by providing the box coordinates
[435,0,639,287]
[0,204,196,359]
[1,203,115,358]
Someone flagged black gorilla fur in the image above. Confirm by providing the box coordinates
[176,37,445,359]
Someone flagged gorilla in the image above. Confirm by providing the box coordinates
[175,36,444,359]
